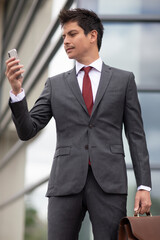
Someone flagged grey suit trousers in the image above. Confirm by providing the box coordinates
[48,166,127,240]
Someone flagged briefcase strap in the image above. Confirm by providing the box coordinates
[134,212,152,217]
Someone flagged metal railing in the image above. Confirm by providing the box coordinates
[99,14,160,23]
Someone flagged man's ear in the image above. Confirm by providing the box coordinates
[90,30,98,44]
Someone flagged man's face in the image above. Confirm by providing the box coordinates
[62,21,92,63]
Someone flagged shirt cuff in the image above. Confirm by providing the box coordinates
[137,185,151,192]
[10,89,25,103]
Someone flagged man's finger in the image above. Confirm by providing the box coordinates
[134,193,140,213]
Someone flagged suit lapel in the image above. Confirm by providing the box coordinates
[65,63,112,117]
[91,63,112,117]
[65,67,89,115]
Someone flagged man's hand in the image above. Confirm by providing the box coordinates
[5,57,25,96]
[134,190,152,215]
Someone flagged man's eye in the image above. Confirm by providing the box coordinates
[70,33,76,37]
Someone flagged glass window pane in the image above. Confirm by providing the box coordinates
[138,93,160,164]
[100,23,160,88]
[150,171,160,215]
[123,93,160,166]
[98,0,160,14]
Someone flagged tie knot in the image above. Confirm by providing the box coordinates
[83,66,92,74]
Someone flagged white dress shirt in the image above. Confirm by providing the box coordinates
[9,58,151,192]
[76,57,102,103]
[10,89,25,102]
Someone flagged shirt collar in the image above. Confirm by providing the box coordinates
[76,57,103,75]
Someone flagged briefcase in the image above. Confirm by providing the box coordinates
[118,213,160,240]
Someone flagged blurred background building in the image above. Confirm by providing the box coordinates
[0,0,160,239]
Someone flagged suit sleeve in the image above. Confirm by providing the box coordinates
[9,78,52,141]
[123,73,152,188]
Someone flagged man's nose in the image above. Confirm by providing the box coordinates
[63,35,70,45]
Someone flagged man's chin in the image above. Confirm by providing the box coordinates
[67,54,74,59]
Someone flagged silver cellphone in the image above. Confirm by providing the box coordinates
[8,49,23,79]
[8,48,19,59]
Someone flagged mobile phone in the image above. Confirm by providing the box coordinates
[8,49,23,79]
[8,48,19,59]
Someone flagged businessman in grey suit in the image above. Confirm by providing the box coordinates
[6,8,151,240]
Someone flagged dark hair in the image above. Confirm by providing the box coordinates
[59,8,104,51]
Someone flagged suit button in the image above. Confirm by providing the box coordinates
[89,124,93,128]
[85,145,89,150]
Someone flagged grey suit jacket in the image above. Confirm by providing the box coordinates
[9,63,152,196]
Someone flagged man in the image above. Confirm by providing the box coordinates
[6,8,151,240]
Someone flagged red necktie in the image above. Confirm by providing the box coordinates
[82,67,93,115]
[82,67,93,165]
